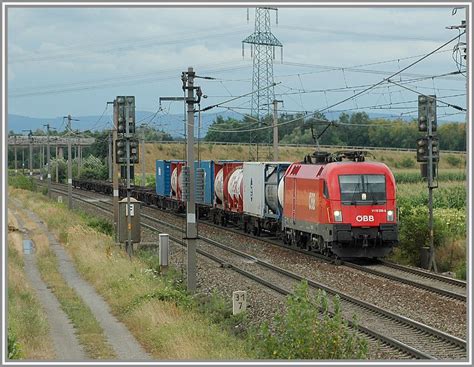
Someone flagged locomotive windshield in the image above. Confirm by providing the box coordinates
[338,174,386,204]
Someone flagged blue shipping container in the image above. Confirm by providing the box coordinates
[156,160,171,197]
[195,160,214,206]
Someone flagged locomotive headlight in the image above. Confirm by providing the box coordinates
[387,210,394,222]
[333,210,343,222]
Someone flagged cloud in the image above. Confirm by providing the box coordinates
[6,6,467,119]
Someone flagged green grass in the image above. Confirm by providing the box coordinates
[393,169,465,183]
[8,175,37,191]
[11,188,251,360]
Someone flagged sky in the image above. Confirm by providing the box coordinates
[6,5,468,132]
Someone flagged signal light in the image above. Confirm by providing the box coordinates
[116,96,136,134]
[416,137,428,162]
[418,94,436,132]
[115,138,139,164]
[416,137,439,163]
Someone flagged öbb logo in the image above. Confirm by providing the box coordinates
[356,215,374,222]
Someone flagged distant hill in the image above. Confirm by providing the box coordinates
[7,110,464,137]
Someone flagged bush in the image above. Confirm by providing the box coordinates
[396,206,466,266]
[8,329,21,359]
[435,240,466,273]
[455,262,466,280]
[249,281,368,359]
[85,217,114,236]
[9,175,37,191]
[194,291,247,337]
[445,155,463,168]
[78,155,108,181]
[398,157,415,168]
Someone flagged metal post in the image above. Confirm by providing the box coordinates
[427,96,437,273]
[14,136,17,174]
[55,146,59,183]
[185,67,197,293]
[125,99,133,258]
[29,137,33,177]
[77,143,81,178]
[141,134,146,187]
[22,149,25,174]
[108,131,112,182]
[272,100,282,161]
[40,144,43,179]
[159,233,169,271]
[112,103,119,242]
[68,139,72,209]
[44,124,51,198]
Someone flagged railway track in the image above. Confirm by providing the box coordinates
[199,215,467,302]
[38,179,467,301]
[35,181,467,360]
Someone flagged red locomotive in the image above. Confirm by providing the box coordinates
[282,151,398,258]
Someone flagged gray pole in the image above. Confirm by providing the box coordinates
[55,146,59,183]
[40,145,43,179]
[125,99,133,258]
[77,143,80,178]
[427,96,437,272]
[112,103,119,242]
[108,131,112,182]
[141,131,146,187]
[22,149,25,174]
[185,67,197,293]
[29,137,33,177]
[68,139,72,209]
[14,136,17,174]
[44,124,51,198]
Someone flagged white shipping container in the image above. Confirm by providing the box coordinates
[243,162,265,218]
[243,162,290,218]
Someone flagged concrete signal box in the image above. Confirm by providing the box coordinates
[118,197,141,243]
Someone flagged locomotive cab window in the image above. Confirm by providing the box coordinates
[338,174,386,204]
[323,180,329,198]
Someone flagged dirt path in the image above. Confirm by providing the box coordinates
[16,201,151,361]
[12,211,86,361]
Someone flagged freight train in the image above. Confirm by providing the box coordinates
[73,150,398,258]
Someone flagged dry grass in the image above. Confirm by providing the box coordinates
[12,205,117,360]
[10,188,250,360]
[435,239,466,274]
[7,225,55,360]
[35,247,116,359]
[135,142,466,175]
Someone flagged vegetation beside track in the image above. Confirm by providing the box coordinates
[9,187,251,360]
[250,282,368,359]
[9,186,372,360]
[392,180,466,278]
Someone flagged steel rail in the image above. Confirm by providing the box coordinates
[37,181,466,359]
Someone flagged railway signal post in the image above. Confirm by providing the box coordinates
[113,96,139,257]
[417,95,438,272]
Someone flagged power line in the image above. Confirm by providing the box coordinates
[387,79,467,111]
[10,26,247,64]
[204,31,465,134]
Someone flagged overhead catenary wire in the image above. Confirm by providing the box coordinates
[202,31,465,134]
[387,79,467,111]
